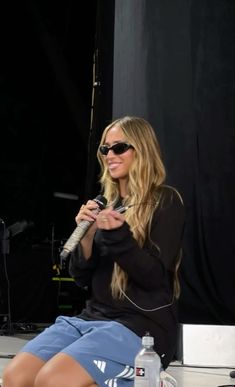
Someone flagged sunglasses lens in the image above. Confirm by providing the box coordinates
[112,143,129,154]
[99,143,133,155]
[99,145,109,155]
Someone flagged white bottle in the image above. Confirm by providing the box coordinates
[134,332,161,387]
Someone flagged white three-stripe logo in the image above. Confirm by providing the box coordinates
[116,365,135,379]
[93,360,106,373]
[104,365,135,387]
[104,378,117,387]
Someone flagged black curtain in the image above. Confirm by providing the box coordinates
[112,0,235,324]
[0,1,98,322]
[0,1,98,239]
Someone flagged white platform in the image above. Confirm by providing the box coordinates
[0,335,28,356]
[177,323,235,367]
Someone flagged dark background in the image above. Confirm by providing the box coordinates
[0,0,235,327]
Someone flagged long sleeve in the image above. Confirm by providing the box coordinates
[69,243,98,288]
[99,188,185,290]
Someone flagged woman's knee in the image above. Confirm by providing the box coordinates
[34,354,96,387]
[2,352,45,387]
[2,363,17,387]
[3,362,29,387]
[34,368,77,387]
[35,370,97,387]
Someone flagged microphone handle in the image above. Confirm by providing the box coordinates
[60,220,92,259]
[60,194,107,260]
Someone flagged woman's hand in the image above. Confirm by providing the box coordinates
[96,207,125,230]
[75,200,100,225]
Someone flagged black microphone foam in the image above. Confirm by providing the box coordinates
[60,194,107,259]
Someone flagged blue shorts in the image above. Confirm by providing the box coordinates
[20,316,142,387]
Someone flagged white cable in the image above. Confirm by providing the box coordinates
[120,288,173,312]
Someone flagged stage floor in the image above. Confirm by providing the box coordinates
[0,333,234,387]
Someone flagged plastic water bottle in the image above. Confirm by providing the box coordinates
[134,332,161,387]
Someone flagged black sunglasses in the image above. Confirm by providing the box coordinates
[99,142,134,156]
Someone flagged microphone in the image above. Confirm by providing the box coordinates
[60,194,107,260]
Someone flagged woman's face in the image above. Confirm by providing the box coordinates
[103,125,135,182]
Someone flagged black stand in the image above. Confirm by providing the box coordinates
[0,218,13,335]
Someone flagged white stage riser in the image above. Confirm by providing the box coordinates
[177,324,235,367]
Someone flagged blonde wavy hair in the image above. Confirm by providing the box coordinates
[97,116,180,299]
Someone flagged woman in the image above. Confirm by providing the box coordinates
[3,116,185,387]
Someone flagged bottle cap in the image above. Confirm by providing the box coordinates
[142,333,154,346]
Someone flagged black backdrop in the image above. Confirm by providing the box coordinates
[0,0,101,322]
[0,0,234,325]
[112,0,235,324]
